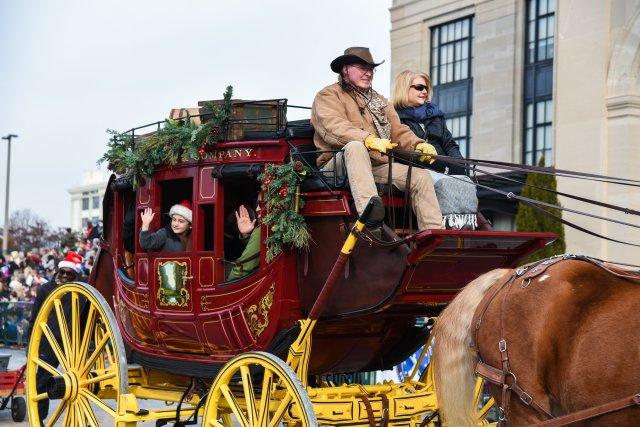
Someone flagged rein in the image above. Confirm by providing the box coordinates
[383,151,640,249]
[472,254,640,425]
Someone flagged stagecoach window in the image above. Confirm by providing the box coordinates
[222,178,262,281]
[156,177,194,252]
[200,204,214,251]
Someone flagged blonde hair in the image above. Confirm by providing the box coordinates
[392,69,433,109]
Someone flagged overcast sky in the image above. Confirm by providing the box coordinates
[0,0,393,228]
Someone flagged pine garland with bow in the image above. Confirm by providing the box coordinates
[98,86,233,187]
[259,161,311,261]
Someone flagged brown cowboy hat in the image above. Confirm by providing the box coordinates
[330,46,385,73]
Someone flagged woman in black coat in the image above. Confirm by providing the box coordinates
[392,70,492,230]
[392,69,465,176]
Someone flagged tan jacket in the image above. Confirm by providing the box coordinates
[311,83,423,167]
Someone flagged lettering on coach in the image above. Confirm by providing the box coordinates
[205,148,256,160]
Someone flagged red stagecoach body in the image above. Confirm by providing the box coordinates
[91,109,555,379]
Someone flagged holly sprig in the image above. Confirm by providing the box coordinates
[259,161,311,261]
[99,86,233,187]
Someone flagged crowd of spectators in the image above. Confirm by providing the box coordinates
[0,232,100,347]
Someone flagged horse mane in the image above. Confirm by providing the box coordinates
[432,268,511,426]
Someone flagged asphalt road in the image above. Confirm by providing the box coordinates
[0,347,184,426]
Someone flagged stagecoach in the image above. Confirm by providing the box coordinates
[26,95,555,426]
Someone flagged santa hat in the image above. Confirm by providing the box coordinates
[58,251,83,271]
[169,200,192,223]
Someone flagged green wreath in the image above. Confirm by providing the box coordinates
[98,86,233,187]
[260,161,311,261]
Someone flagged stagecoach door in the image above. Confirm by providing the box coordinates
[134,170,213,354]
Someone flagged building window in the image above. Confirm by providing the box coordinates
[82,197,89,210]
[430,16,474,157]
[92,196,100,209]
[524,0,555,165]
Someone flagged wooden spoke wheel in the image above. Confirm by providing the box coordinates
[421,348,496,425]
[26,282,128,426]
[473,376,496,425]
[202,351,316,427]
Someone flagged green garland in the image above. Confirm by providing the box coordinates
[259,161,311,261]
[98,86,233,187]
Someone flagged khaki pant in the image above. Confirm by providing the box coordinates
[322,141,443,230]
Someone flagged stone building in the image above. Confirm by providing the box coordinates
[68,170,108,232]
[390,0,640,264]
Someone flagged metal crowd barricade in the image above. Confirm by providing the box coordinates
[0,301,33,347]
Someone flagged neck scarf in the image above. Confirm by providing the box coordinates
[398,102,444,122]
[340,76,391,140]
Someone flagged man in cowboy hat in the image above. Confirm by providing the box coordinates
[311,47,443,232]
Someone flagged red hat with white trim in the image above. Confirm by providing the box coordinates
[169,200,192,223]
[58,251,83,271]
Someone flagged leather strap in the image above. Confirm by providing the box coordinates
[380,394,389,427]
[387,154,395,230]
[404,162,413,234]
[356,394,376,427]
[434,154,640,186]
[475,361,505,385]
[383,151,640,248]
[473,256,640,424]
[536,394,640,427]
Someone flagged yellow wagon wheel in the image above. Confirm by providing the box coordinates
[202,351,316,427]
[420,345,496,425]
[26,282,128,426]
[473,376,496,425]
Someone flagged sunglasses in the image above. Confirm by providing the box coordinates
[58,269,77,278]
[411,84,429,92]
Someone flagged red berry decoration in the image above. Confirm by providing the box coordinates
[198,147,206,158]
[278,188,288,197]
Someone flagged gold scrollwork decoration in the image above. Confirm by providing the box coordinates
[245,284,275,338]
[201,295,211,312]
[157,260,191,307]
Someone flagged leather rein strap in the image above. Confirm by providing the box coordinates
[472,255,640,425]
[537,394,640,427]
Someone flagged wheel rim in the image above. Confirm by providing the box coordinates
[202,351,316,427]
[26,282,127,426]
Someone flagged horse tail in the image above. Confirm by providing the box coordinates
[432,268,510,426]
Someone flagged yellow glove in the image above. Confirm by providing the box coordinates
[364,135,397,154]
[415,142,438,164]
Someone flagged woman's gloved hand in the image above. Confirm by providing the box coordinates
[364,135,398,153]
[415,142,438,164]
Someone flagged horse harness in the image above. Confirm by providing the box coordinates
[471,254,640,426]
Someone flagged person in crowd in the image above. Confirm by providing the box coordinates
[28,251,83,421]
[0,280,9,300]
[311,47,443,233]
[42,254,55,271]
[60,228,76,249]
[140,200,192,252]
[87,221,101,241]
[392,69,491,231]
[85,222,94,240]
[227,203,261,281]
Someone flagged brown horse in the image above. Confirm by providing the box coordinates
[432,255,640,426]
